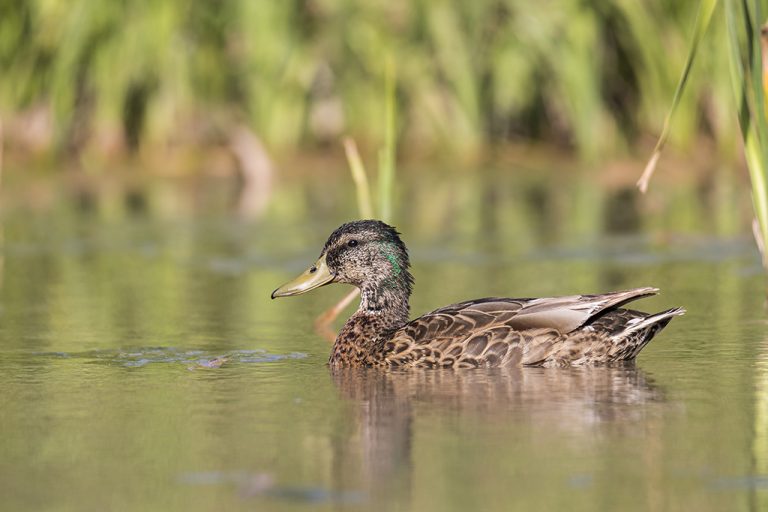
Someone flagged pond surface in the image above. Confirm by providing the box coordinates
[1,173,768,511]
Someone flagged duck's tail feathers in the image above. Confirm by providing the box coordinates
[624,307,685,335]
[617,307,685,359]
[596,287,660,309]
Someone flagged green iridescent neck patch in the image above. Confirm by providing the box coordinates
[379,242,402,276]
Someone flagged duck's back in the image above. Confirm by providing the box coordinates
[377,289,684,368]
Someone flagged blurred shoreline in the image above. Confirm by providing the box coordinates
[0,139,752,247]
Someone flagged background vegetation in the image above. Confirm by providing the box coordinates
[2,5,768,509]
[0,0,739,163]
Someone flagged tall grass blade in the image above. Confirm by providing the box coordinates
[316,136,372,340]
[726,0,768,267]
[316,135,370,341]
[637,0,719,193]
[0,117,3,193]
[342,137,374,219]
[378,55,396,223]
[317,60,399,338]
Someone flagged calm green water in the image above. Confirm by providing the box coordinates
[1,175,768,511]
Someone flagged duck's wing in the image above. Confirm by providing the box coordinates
[425,287,659,334]
[382,323,561,368]
[379,288,662,368]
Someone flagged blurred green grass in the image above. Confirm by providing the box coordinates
[0,0,738,162]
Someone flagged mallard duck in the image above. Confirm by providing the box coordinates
[271,220,684,368]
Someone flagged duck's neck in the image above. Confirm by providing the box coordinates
[358,280,410,325]
[331,280,411,363]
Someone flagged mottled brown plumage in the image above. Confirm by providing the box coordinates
[272,220,684,368]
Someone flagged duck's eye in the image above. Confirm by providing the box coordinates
[347,240,359,248]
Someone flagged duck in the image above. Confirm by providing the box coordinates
[271,220,684,368]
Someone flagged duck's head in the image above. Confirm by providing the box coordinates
[271,220,413,299]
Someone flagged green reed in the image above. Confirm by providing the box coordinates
[637,0,719,193]
[0,1,737,161]
[641,0,768,268]
[317,57,398,331]
[377,55,396,224]
[725,0,768,267]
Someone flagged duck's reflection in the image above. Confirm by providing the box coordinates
[329,367,665,504]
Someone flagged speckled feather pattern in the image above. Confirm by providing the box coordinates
[292,220,684,368]
[330,297,683,368]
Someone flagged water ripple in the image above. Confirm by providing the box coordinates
[33,347,307,369]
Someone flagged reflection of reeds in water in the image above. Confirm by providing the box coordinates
[755,340,768,510]
[229,125,274,219]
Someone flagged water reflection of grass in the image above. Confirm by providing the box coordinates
[1,172,764,510]
[0,167,758,358]
[756,345,768,510]
[0,160,754,240]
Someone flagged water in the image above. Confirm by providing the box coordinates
[1,176,767,511]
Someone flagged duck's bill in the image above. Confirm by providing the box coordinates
[271,254,335,299]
